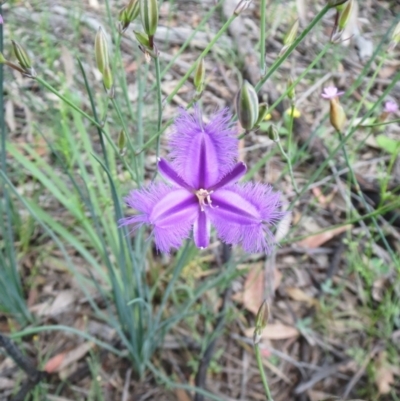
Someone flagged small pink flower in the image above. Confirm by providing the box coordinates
[384,101,398,114]
[321,86,344,100]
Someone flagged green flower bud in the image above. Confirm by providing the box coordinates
[140,0,159,39]
[134,31,151,49]
[119,0,140,32]
[126,0,140,22]
[95,27,109,74]
[253,300,269,345]
[103,64,113,92]
[11,40,32,70]
[235,80,259,130]
[389,21,400,51]
[268,125,280,142]
[118,129,126,155]
[194,58,205,95]
[287,76,296,101]
[338,0,355,31]
[283,19,299,46]
[255,103,269,127]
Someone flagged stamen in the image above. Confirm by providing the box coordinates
[195,188,215,211]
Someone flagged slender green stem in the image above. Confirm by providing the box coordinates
[289,69,400,210]
[165,14,237,104]
[35,77,103,129]
[147,0,223,92]
[360,118,400,128]
[260,0,266,74]
[339,133,397,265]
[286,104,299,194]
[154,55,163,161]
[111,97,140,184]
[255,4,330,92]
[254,343,273,401]
[276,137,299,195]
[238,44,330,140]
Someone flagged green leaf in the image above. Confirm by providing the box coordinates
[376,135,400,154]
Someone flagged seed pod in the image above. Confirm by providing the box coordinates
[235,80,259,130]
[194,58,205,95]
[283,19,299,46]
[95,27,109,74]
[329,98,346,132]
[140,0,159,38]
[11,40,32,70]
[338,0,355,31]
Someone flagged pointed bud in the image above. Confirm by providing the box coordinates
[0,52,6,63]
[119,0,140,32]
[329,98,346,132]
[118,129,127,155]
[194,58,205,95]
[11,40,32,70]
[95,27,109,74]
[140,0,159,39]
[255,103,269,126]
[234,0,252,15]
[389,21,400,51]
[134,31,151,49]
[253,300,269,345]
[338,0,355,30]
[268,125,280,142]
[103,64,113,92]
[287,76,296,101]
[283,19,299,46]
[235,80,259,130]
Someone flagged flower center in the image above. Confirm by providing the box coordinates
[195,188,213,212]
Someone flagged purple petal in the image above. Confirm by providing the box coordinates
[119,183,198,252]
[208,184,285,253]
[209,162,246,191]
[158,158,192,190]
[193,211,210,248]
[169,106,238,189]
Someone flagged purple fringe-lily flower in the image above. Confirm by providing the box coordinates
[119,107,285,253]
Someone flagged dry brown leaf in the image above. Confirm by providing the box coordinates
[285,287,318,307]
[245,323,299,340]
[375,352,394,395]
[234,265,281,315]
[174,389,192,401]
[45,342,94,374]
[43,290,75,316]
[44,352,67,373]
[297,225,352,248]
[58,342,94,372]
